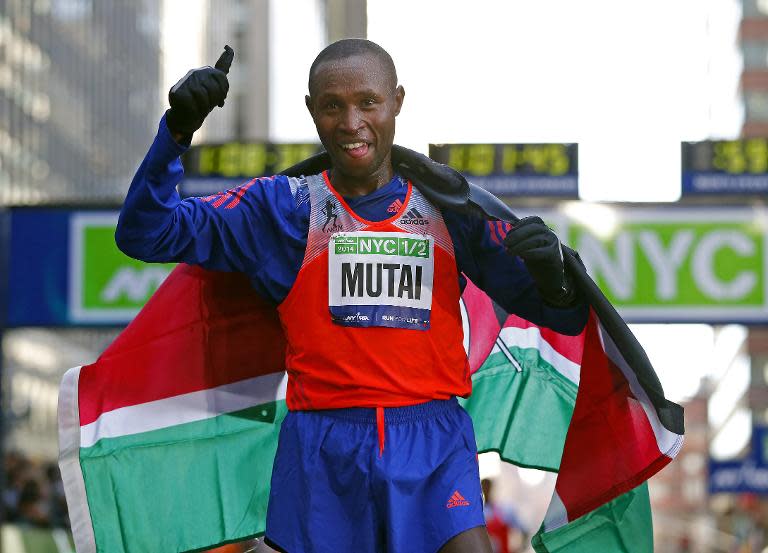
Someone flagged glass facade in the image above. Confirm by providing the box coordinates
[0,0,161,205]
[743,0,768,18]
[743,40,768,69]
[745,90,768,122]
[0,0,162,463]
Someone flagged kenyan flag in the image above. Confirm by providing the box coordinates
[59,265,683,552]
[458,281,683,552]
[59,266,288,553]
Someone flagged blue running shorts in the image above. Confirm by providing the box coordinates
[264,397,486,553]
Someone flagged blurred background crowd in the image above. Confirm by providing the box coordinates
[3,451,67,529]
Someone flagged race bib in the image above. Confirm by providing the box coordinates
[328,231,434,330]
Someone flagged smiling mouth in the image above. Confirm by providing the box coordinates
[339,142,370,159]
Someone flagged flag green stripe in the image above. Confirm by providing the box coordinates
[461,347,578,471]
[80,401,287,553]
[531,484,653,553]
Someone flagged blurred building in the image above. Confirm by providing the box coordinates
[651,394,712,552]
[0,0,162,460]
[199,0,365,143]
[644,4,768,550]
[0,0,369,467]
[2,328,119,458]
[0,0,161,205]
[201,0,271,142]
[742,0,768,137]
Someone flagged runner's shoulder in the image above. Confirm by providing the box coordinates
[188,174,311,221]
[439,205,487,240]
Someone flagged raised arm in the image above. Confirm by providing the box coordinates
[115,46,260,273]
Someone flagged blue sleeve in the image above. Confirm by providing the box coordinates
[444,210,588,336]
[115,116,308,302]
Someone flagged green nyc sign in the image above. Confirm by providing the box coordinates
[537,207,768,322]
[68,212,175,323]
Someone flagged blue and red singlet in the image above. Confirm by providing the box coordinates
[278,171,469,410]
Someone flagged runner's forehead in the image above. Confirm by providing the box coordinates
[310,55,394,96]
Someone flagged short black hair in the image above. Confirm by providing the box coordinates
[308,38,397,94]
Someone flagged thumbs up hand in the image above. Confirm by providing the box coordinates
[166,45,234,137]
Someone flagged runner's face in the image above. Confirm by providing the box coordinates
[306,54,404,187]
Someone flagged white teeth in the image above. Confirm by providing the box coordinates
[341,142,366,150]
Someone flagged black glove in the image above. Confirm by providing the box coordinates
[503,216,576,307]
[166,45,234,136]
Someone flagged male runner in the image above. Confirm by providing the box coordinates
[116,39,587,553]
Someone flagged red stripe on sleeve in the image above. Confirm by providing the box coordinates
[211,191,234,208]
[488,221,500,245]
[225,179,257,209]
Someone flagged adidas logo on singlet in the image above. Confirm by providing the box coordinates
[387,199,403,213]
[400,207,428,226]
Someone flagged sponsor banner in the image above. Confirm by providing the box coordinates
[526,206,768,323]
[68,213,174,323]
[709,426,768,494]
[7,209,70,326]
[754,426,768,466]
[7,209,173,326]
[683,174,768,195]
[468,175,578,197]
[330,305,431,330]
[8,206,766,326]
[0,207,8,326]
[709,460,768,494]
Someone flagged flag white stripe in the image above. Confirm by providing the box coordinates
[57,366,97,553]
[497,326,581,385]
[80,371,288,448]
[542,489,569,532]
[597,322,684,459]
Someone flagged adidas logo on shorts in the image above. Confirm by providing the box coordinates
[446,490,470,508]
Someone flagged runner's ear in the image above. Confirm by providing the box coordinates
[306,95,314,116]
[393,85,404,116]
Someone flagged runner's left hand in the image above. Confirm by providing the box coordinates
[503,216,574,306]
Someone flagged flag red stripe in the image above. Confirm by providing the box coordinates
[502,314,585,365]
[553,311,665,521]
[77,265,286,426]
[461,280,501,374]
